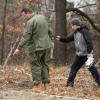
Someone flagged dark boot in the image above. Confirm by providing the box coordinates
[18,80,41,88]
[66,82,74,87]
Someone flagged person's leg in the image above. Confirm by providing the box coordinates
[40,49,50,84]
[28,52,42,84]
[88,64,100,86]
[66,55,87,87]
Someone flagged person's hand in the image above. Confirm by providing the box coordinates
[13,48,21,55]
[55,36,61,41]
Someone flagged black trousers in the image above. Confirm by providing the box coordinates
[67,55,100,85]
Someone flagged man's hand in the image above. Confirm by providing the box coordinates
[13,48,21,55]
[55,36,61,41]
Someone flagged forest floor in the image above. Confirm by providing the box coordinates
[0,64,100,100]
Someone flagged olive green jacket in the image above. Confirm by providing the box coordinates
[18,14,52,53]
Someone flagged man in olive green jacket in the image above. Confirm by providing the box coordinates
[14,7,52,86]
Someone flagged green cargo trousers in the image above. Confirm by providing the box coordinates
[27,49,50,84]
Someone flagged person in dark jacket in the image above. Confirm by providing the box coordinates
[56,18,100,87]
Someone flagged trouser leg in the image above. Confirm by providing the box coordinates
[88,64,100,85]
[28,52,42,82]
[28,49,50,84]
[30,62,42,82]
[40,49,50,84]
[67,55,87,86]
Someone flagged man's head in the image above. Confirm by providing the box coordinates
[21,7,33,20]
[70,18,81,31]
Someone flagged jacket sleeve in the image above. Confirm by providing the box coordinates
[82,29,93,53]
[18,20,37,50]
[60,33,74,43]
[18,33,31,50]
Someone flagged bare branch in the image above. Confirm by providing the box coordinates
[66,8,100,34]
[78,3,96,9]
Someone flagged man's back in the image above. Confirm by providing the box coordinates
[27,14,52,52]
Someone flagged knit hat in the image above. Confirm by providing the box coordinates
[70,18,81,26]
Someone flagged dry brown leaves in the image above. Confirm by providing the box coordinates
[0,64,100,100]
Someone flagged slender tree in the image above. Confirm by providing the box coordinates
[1,0,7,65]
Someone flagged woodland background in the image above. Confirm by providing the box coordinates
[0,0,100,100]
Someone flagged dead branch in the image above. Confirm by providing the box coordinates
[66,8,100,34]
[78,3,96,9]
[2,36,21,70]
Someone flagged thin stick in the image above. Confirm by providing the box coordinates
[2,36,20,70]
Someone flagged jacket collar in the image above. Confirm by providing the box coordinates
[75,24,89,33]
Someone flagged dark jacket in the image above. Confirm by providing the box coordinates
[60,25,93,56]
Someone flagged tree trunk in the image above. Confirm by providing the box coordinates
[0,0,7,65]
[95,0,100,61]
[96,0,100,21]
[54,0,67,66]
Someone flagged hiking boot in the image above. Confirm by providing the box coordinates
[18,80,41,88]
[94,83,100,88]
[32,81,41,86]
[66,82,74,87]
[42,80,50,84]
